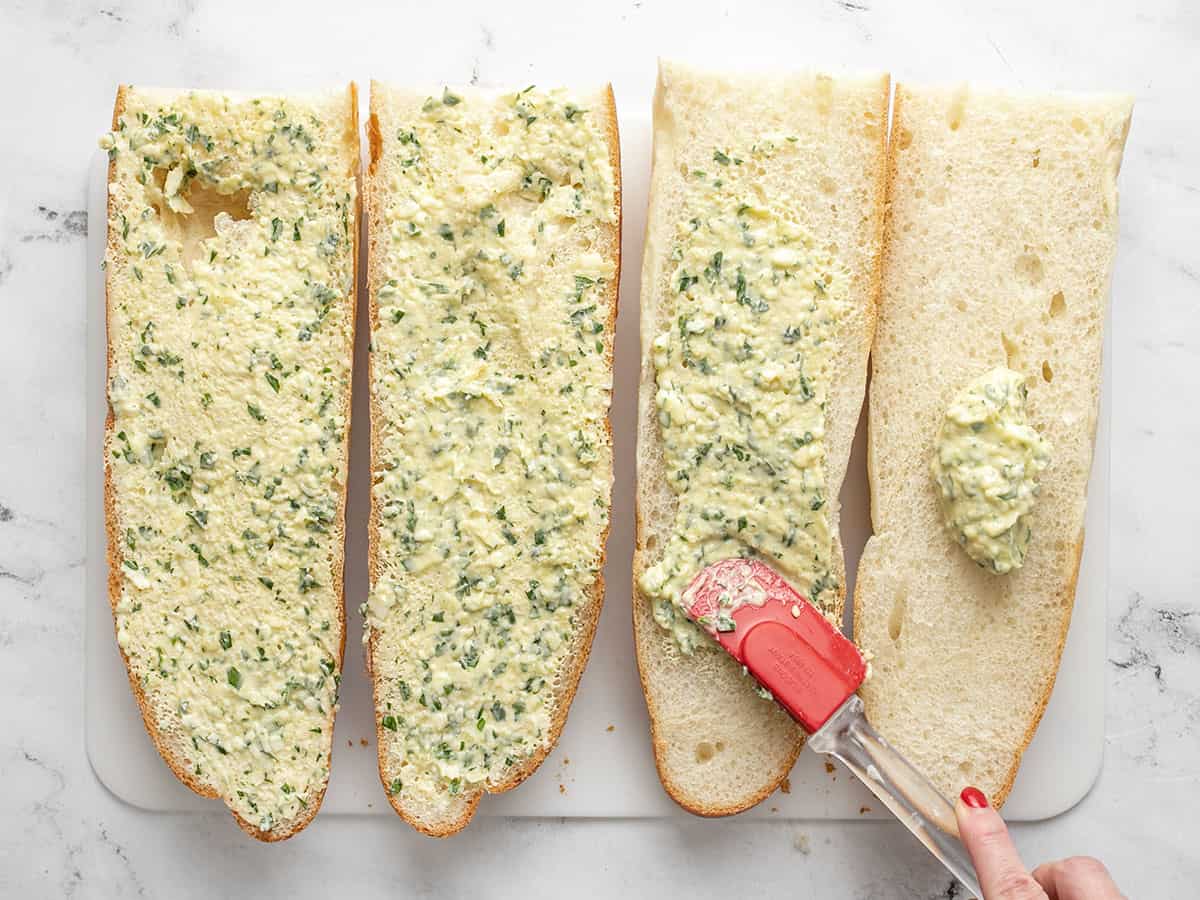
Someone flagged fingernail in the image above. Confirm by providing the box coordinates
[960,786,989,809]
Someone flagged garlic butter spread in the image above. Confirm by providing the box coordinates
[638,141,844,654]
[101,89,355,833]
[366,87,616,803]
[931,367,1052,574]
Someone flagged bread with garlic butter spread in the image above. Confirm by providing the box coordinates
[102,85,359,840]
[364,81,620,835]
[633,61,889,816]
[854,84,1133,806]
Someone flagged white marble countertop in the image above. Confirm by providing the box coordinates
[2,0,1198,896]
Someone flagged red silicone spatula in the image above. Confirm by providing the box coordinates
[683,558,983,898]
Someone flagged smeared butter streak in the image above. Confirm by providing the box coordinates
[639,140,844,654]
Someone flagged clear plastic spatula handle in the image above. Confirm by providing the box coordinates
[808,696,983,899]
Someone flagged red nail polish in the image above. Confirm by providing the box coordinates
[961,787,989,809]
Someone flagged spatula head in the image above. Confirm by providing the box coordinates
[682,558,867,733]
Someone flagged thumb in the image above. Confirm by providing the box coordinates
[955,787,1047,900]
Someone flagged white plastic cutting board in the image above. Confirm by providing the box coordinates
[84,111,1108,822]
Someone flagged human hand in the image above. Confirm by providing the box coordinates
[955,787,1125,899]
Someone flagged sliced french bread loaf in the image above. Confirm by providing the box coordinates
[855,84,1133,805]
[364,81,620,835]
[102,85,359,840]
[633,61,889,815]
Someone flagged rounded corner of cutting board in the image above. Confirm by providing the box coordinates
[84,717,158,813]
[1005,738,1105,822]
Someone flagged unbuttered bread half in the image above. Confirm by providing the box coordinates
[102,85,359,840]
[633,61,889,816]
[364,82,620,835]
[855,85,1133,806]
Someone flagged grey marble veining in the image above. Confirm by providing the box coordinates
[1,0,1198,896]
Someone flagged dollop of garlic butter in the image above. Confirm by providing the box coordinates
[931,367,1052,574]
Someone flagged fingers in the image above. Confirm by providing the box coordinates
[1032,857,1126,900]
[954,787,1047,900]
[953,786,1124,900]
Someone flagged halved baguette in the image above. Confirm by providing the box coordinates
[854,84,1133,805]
[633,61,889,815]
[102,85,359,841]
[364,81,620,835]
